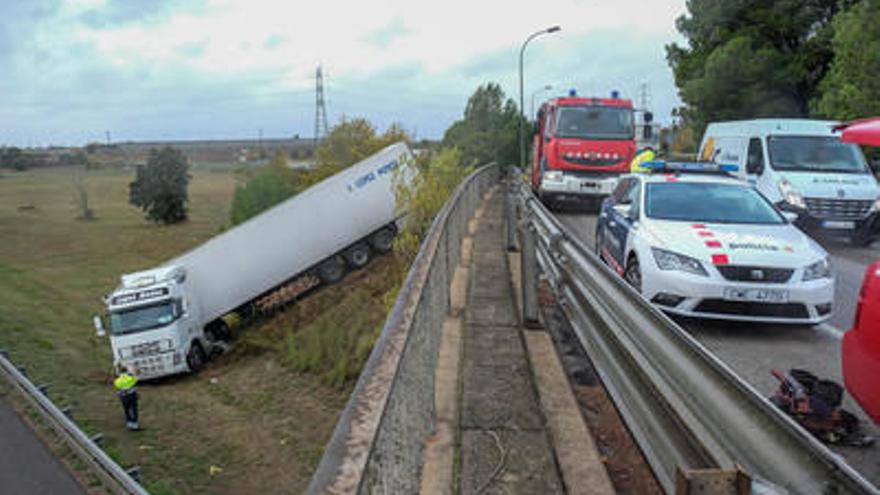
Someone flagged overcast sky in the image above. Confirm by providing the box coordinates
[1,0,687,147]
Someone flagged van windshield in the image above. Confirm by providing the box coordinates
[767,136,868,174]
[555,106,634,140]
[110,301,178,335]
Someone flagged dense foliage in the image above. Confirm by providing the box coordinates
[229,153,298,226]
[666,0,861,134]
[442,83,525,168]
[814,0,880,120]
[128,146,191,224]
[0,147,35,171]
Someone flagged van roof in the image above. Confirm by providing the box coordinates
[705,119,841,138]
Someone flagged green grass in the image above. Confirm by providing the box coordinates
[0,166,399,493]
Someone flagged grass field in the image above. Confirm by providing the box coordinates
[0,166,399,493]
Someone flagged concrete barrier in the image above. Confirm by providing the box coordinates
[307,164,499,494]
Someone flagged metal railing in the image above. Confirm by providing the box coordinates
[0,350,149,495]
[307,164,499,494]
[512,181,879,495]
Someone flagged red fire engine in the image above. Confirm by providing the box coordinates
[531,90,651,208]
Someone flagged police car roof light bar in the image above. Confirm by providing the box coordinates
[643,160,739,174]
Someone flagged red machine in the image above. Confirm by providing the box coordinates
[840,117,880,424]
[530,91,648,208]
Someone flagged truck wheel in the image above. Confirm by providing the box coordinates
[210,321,232,342]
[344,242,372,269]
[369,227,396,254]
[318,256,347,284]
[186,342,206,373]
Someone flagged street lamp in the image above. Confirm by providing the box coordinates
[519,25,560,169]
[530,84,553,121]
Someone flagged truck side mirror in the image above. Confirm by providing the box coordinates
[93,315,106,338]
[644,111,653,123]
[643,124,653,140]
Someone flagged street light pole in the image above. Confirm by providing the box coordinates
[530,84,553,121]
[519,26,560,169]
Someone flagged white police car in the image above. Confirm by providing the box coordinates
[595,161,834,324]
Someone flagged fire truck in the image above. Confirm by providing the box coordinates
[531,90,651,208]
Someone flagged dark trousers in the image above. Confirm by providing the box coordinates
[119,391,138,424]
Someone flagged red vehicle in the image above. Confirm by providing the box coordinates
[530,90,650,208]
[840,117,880,423]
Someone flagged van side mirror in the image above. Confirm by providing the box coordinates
[781,211,799,223]
[643,111,653,123]
[746,157,764,175]
[93,315,106,338]
[643,124,653,140]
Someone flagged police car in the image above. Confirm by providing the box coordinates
[595,161,834,323]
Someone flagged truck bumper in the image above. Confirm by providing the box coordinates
[540,174,618,200]
[118,352,186,380]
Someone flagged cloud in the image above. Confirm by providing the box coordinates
[362,18,412,49]
[263,34,285,50]
[77,0,207,29]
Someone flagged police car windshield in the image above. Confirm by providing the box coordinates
[555,106,633,140]
[768,136,868,173]
[645,182,785,224]
[110,301,177,335]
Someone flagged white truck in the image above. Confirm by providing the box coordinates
[94,142,413,379]
[699,119,880,245]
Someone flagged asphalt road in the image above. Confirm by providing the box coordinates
[0,395,86,494]
[555,209,880,488]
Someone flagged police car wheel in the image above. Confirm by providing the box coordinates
[594,229,604,261]
[624,257,642,293]
[186,342,206,373]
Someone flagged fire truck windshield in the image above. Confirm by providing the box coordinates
[555,106,634,140]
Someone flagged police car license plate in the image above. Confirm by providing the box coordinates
[723,288,789,303]
[822,220,855,230]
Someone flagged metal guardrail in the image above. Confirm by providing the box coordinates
[0,350,149,495]
[513,182,880,495]
[307,163,499,494]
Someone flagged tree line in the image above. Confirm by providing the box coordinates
[668,0,880,141]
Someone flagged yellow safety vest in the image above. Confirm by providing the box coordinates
[114,373,137,392]
[630,149,656,173]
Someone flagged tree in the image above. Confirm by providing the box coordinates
[814,0,880,121]
[229,152,298,226]
[129,147,191,224]
[667,0,858,134]
[0,147,33,171]
[442,83,526,167]
[308,118,410,185]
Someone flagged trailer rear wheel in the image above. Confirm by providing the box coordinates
[317,256,347,284]
[344,242,372,269]
[369,227,396,254]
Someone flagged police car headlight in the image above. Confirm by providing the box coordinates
[543,171,564,182]
[803,257,831,281]
[651,248,708,276]
[778,179,806,209]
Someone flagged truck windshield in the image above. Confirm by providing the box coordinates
[110,301,178,336]
[767,136,868,173]
[645,182,785,224]
[555,106,634,140]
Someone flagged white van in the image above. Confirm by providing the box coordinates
[699,119,880,245]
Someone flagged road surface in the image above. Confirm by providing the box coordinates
[555,209,880,488]
[0,394,86,494]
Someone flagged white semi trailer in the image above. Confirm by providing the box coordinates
[94,142,413,379]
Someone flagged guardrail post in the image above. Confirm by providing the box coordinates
[127,466,141,483]
[505,182,518,252]
[521,221,540,328]
[61,406,74,419]
[37,383,49,396]
[90,433,104,446]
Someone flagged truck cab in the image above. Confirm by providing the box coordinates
[531,91,641,208]
[100,265,209,379]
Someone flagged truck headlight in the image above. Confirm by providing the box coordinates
[651,248,708,276]
[778,179,806,209]
[543,171,564,182]
[803,257,831,281]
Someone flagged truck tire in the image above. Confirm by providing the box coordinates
[344,242,372,269]
[209,320,232,342]
[186,342,206,373]
[369,227,396,254]
[318,256,347,284]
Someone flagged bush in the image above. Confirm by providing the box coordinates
[229,153,297,226]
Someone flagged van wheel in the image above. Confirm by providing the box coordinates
[318,255,347,284]
[344,242,372,269]
[369,227,396,254]
[186,342,206,373]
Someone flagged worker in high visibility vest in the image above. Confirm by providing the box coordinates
[114,367,139,431]
[630,146,656,173]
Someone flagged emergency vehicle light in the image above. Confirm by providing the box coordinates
[643,160,739,174]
